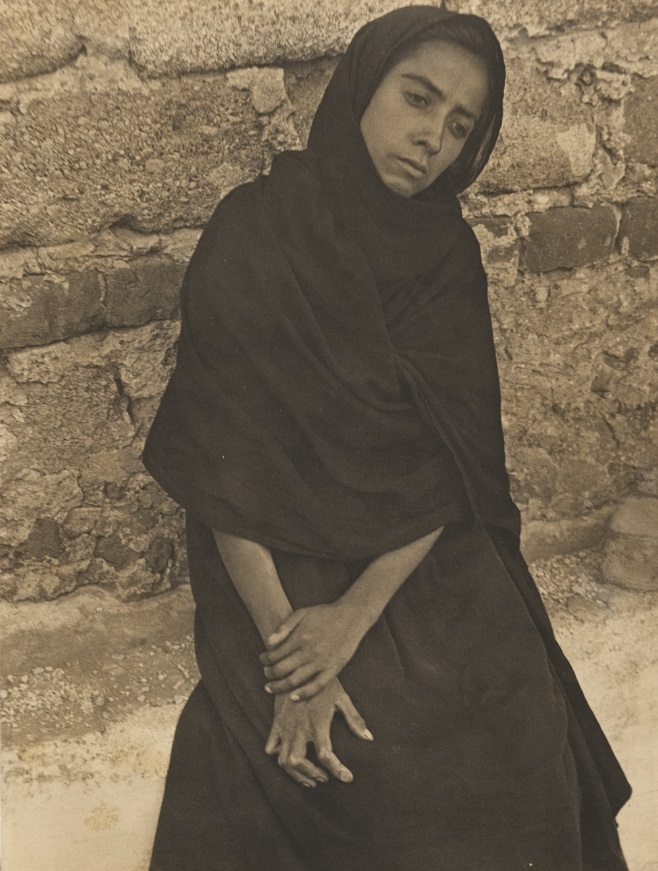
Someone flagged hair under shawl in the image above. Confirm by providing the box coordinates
[143,5,521,558]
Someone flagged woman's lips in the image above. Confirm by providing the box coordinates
[397,157,428,178]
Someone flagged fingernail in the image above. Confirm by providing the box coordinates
[363,728,374,741]
[302,782,314,788]
[289,693,300,702]
[264,685,273,694]
[339,770,353,783]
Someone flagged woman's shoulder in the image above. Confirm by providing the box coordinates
[445,211,487,279]
[202,150,321,231]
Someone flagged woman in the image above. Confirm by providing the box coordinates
[143,6,631,870]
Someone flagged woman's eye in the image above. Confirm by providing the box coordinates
[405,91,429,108]
[450,121,470,139]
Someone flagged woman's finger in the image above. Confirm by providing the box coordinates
[316,745,353,783]
[265,610,305,650]
[287,669,334,702]
[260,635,301,666]
[265,727,282,755]
[263,650,308,681]
[286,752,329,785]
[312,726,353,783]
[278,758,317,788]
[336,693,374,742]
[279,735,327,787]
[276,736,314,787]
[265,663,319,695]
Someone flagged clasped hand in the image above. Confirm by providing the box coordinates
[265,678,372,788]
[262,602,374,788]
[260,600,370,701]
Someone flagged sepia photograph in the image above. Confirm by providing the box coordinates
[1,1,657,869]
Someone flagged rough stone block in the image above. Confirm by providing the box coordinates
[603,497,658,591]
[0,0,81,82]
[227,67,287,114]
[15,517,65,561]
[0,272,104,350]
[104,256,185,328]
[0,233,200,349]
[0,322,185,601]
[478,59,596,193]
[76,0,658,77]
[523,206,618,271]
[624,76,658,167]
[530,31,607,81]
[94,533,139,571]
[461,0,658,35]
[521,509,611,562]
[285,60,337,145]
[4,322,179,471]
[604,20,658,80]
[110,0,411,76]
[0,247,41,280]
[6,0,658,85]
[471,217,519,288]
[0,60,267,247]
[0,470,83,550]
[494,261,658,521]
[619,197,658,261]
[637,466,658,497]
[609,496,658,538]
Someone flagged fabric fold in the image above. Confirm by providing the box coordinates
[143,9,630,868]
[142,163,517,557]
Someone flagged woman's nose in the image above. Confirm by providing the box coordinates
[414,119,444,155]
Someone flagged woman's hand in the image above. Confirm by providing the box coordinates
[265,677,373,787]
[260,601,372,701]
[259,527,443,701]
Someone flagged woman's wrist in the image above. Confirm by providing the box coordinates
[338,587,382,636]
[256,601,295,644]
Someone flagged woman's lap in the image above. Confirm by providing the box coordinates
[150,680,583,871]
[149,520,584,871]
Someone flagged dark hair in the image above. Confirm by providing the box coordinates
[370,15,505,195]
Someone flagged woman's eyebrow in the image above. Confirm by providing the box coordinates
[400,73,478,121]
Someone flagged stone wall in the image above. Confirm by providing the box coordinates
[1,0,657,601]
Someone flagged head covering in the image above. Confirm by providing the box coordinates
[308,5,506,198]
[143,5,519,558]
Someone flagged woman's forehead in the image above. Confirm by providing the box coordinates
[386,41,489,117]
[390,40,486,79]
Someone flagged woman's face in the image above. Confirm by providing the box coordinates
[360,40,488,197]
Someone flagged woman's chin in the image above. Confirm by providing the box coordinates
[381,174,418,198]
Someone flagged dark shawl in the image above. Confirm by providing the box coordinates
[143,3,631,844]
[143,6,518,559]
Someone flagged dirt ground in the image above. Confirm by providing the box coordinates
[2,547,657,871]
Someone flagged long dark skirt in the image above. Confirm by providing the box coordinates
[149,518,629,871]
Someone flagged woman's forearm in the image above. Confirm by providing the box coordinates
[212,530,293,642]
[258,525,446,701]
[213,525,444,651]
[340,526,444,632]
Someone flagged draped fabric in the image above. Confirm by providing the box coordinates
[143,6,630,869]
[143,7,519,556]
[151,519,588,871]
